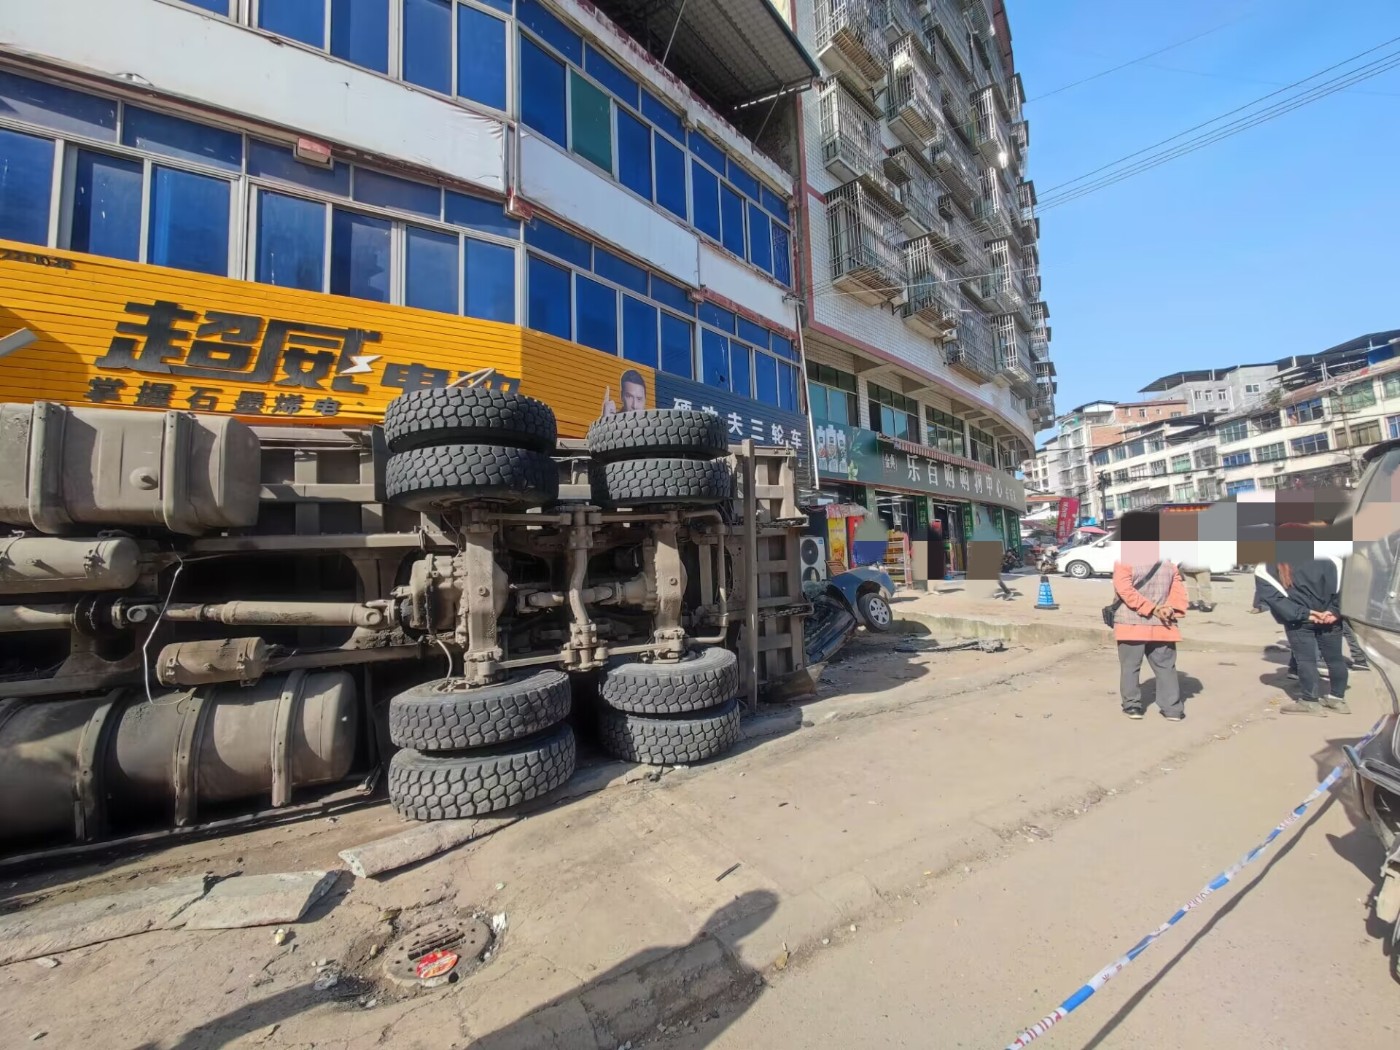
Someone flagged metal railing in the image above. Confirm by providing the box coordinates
[815,0,889,85]
[902,237,960,335]
[926,0,975,78]
[887,35,943,149]
[827,181,907,302]
[819,83,884,185]
[881,0,924,42]
[946,308,997,382]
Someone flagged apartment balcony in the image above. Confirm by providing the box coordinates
[1025,269,1041,300]
[827,180,908,306]
[973,87,1009,166]
[945,311,997,385]
[887,36,943,149]
[819,84,903,214]
[974,193,1018,241]
[943,88,976,149]
[902,238,960,338]
[895,164,945,240]
[1035,359,1056,381]
[1030,331,1050,361]
[880,0,923,42]
[931,140,978,207]
[926,0,974,78]
[928,194,971,264]
[1011,120,1029,160]
[814,0,888,87]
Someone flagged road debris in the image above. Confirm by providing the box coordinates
[33,957,59,969]
[774,943,790,970]
[313,973,339,992]
[715,863,741,882]
[273,928,290,946]
[182,871,340,931]
[338,816,521,879]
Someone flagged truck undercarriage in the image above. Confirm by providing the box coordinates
[0,388,810,863]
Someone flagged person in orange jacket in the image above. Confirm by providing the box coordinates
[1111,513,1189,721]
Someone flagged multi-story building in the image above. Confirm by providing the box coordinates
[1092,414,1222,518]
[1030,398,1187,519]
[795,0,1053,576]
[0,0,818,461]
[1137,364,1283,417]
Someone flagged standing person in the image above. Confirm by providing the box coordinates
[1112,532,1189,721]
[1178,557,1215,613]
[1255,559,1349,715]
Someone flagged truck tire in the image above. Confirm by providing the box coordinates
[387,723,576,820]
[388,670,571,750]
[383,387,557,454]
[599,647,739,715]
[587,409,728,463]
[597,698,741,766]
[386,444,559,511]
[590,457,732,508]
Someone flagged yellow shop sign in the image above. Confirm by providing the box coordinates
[0,242,655,438]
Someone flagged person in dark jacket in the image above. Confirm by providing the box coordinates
[1255,559,1348,715]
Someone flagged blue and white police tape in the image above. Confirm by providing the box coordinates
[1004,715,1386,1049]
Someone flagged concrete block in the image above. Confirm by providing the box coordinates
[179,870,341,930]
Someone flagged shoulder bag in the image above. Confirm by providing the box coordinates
[1102,561,1164,628]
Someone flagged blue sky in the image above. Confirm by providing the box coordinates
[1007,0,1400,435]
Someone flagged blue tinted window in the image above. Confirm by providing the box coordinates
[760,186,787,219]
[778,361,797,411]
[0,71,117,141]
[70,150,141,261]
[772,222,791,286]
[691,161,720,239]
[259,0,324,47]
[524,219,590,268]
[0,129,53,246]
[527,255,570,337]
[594,249,646,294]
[247,139,350,195]
[403,0,451,94]
[517,0,582,64]
[122,107,242,172]
[256,191,325,291]
[719,185,745,256]
[660,314,693,378]
[737,319,769,349]
[622,296,658,369]
[617,110,652,201]
[330,0,389,73]
[698,303,734,332]
[148,167,230,276]
[650,276,693,316]
[520,37,567,147]
[730,342,751,398]
[747,203,772,273]
[689,131,726,172]
[445,191,517,237]
[701,330,728,389]
[655,138,687,220]
[642,91,685,141]
[458,5,507,110]
[478,0,511,11]
[330,209,391,302]
[465,239,515,323]
[754,351,778,406]
[353,168,440,218]
[771,334,795,361]
[406,226,459,313]
[180,0,229,13]
[727,162,759,201]
[585,45,638,109]
[575,275,617,354]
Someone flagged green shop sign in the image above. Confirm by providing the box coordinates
[815,422,1027,513]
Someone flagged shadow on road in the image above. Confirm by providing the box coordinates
[1139,672,1204,710]
[1080,795,1337,1050]
[135,890,780,1050]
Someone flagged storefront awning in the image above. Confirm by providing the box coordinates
[593,0,820,110]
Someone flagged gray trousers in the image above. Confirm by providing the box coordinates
[1182,569,1213,607]
[1118,641,1182,716]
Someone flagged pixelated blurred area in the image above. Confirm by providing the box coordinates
[966,540,1004,581]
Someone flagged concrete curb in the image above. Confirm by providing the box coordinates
[898,611,1270,654]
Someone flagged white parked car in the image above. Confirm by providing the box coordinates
[1057,538,1238,580]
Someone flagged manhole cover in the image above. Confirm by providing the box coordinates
[382,917,493,989]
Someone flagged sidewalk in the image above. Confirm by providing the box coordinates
[901,569,1282,653]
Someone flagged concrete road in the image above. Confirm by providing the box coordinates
[663,692,1398,1050]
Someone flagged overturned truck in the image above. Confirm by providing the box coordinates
[0,387,810,861]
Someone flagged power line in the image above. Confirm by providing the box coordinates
[1038,34,1400,197]
[1026,7,1263,103]
[1036,43,1400,211]
[1133,58,1400,98]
